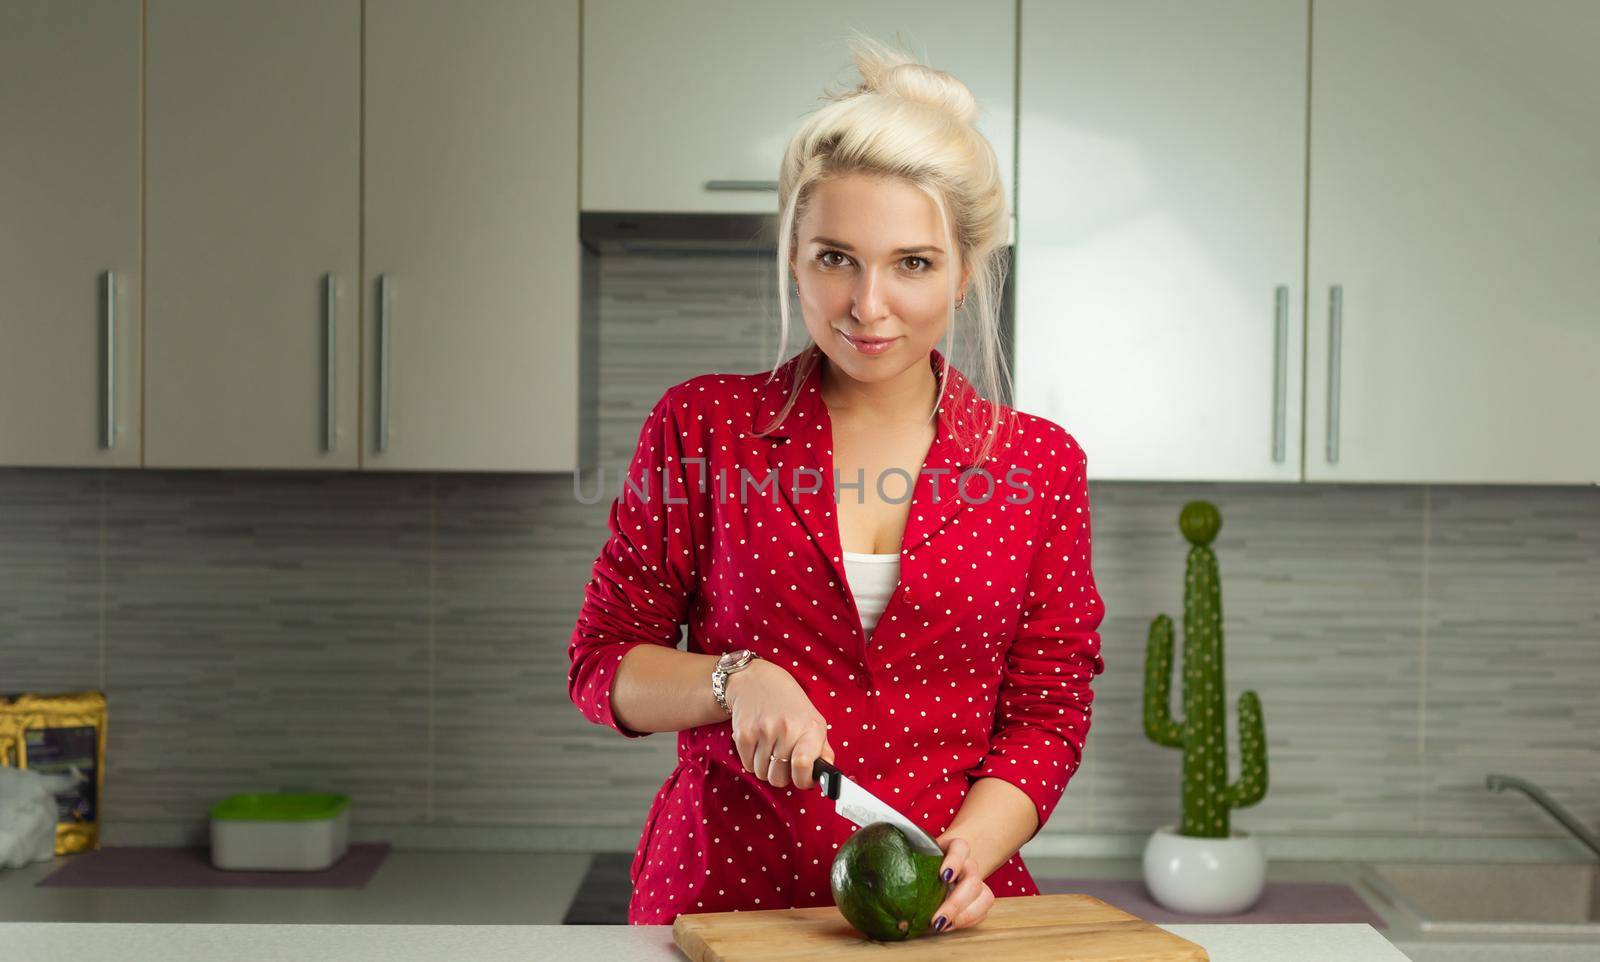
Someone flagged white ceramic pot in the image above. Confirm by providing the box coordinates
[1141,824,1266,915]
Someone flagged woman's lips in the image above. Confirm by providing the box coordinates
[838,330,901,355]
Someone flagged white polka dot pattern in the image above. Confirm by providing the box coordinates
[566,347,1106,925]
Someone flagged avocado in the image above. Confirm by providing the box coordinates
[829,822,949,940]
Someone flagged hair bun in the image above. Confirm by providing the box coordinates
[843,35,980,126]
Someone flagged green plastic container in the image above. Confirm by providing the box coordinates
[209,793,350,871]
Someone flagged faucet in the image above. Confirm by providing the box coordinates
[1485,773,1600,861]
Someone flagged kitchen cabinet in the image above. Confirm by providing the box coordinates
[0,0,143,468]
[1305,0,1600,484]
[363,0,580,472]
[581,0,1016,218]
[143,0,362,470]
[1014,0,1308,482]
[1016,0,1600,484]
[3,0,578,474]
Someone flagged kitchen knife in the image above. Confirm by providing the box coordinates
[812,758,944,857]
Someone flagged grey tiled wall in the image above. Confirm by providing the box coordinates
[2,250,1597,859]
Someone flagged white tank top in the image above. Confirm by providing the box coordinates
[842,551,901,637]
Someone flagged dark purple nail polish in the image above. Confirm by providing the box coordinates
[942,867,953,882]
[934,915,947,931]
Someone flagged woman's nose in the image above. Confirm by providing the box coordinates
[852,269,890,322]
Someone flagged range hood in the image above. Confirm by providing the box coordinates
[580,211,781,255]
[582,210,1019,255]
[576,209,1019,413]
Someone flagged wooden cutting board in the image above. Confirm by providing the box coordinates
[672,893,1209,961]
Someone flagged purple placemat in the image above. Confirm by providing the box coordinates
[36,842,391,889]
[1035,877,1386,928]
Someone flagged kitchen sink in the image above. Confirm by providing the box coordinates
[1361,861,1600,936]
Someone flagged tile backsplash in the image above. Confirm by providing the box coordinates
[2,250,1597,859]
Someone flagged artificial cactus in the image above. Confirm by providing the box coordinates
[1143,500,1268,838]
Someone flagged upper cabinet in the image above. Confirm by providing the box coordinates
[1014,0,1309,482]
[144,0,362,470]
[8,1,1591,482]
[580,0,1016,217]
[1305,0,1600,484]
[1017,0,1600,484]
[142,0,579,473]
[0,0,143,468]
[363,0,580,472]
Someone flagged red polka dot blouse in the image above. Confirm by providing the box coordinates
[567,346,1106,924]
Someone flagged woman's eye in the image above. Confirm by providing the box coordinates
[815,251,932,271]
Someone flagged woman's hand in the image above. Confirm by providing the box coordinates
[727,660,835,791]
[928,833,994,934]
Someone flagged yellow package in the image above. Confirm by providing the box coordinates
[0,712,19,768]
[1,691,109,854]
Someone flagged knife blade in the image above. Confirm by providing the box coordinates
[812,758,944,857]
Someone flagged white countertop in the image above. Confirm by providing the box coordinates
[5,851,1596,961]
[1,921,1411,962]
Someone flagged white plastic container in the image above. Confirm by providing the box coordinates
[209,793,350,871]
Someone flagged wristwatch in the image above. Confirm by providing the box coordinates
[712,649,762,714]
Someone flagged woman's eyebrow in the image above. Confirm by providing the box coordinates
[808,236,943,255]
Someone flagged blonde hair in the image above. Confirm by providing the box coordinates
[757,31,1016,466]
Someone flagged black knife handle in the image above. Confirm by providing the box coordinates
[813,758,843,799]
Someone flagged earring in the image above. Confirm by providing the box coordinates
[955,294,966,309]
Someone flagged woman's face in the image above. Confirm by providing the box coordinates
[790,173,969,386]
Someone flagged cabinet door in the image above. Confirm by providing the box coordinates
[144,0,361,469]
[1307,0,1600,483]
[0,0,142,468]
[581,0,1016,216]
[1014,0,1308,481]
[363,0,579,472]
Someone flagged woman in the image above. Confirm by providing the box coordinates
[567,34,1105,930]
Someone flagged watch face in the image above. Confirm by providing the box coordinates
[719,650,748,670]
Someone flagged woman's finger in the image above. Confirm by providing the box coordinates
[937,836,968,886]
[945,880,994,932]
[750,729,773,783]
[734,728,753,777]
[787,723,823,790]
[933,857,984,932]
[767,727,795,789]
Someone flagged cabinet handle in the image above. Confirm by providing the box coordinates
[101,270,116,450]
[1326,285,1343,464]
[703,179,778,192]
[1272,285,1288,463]
[323,273,337,452]
[377,273,391,454]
